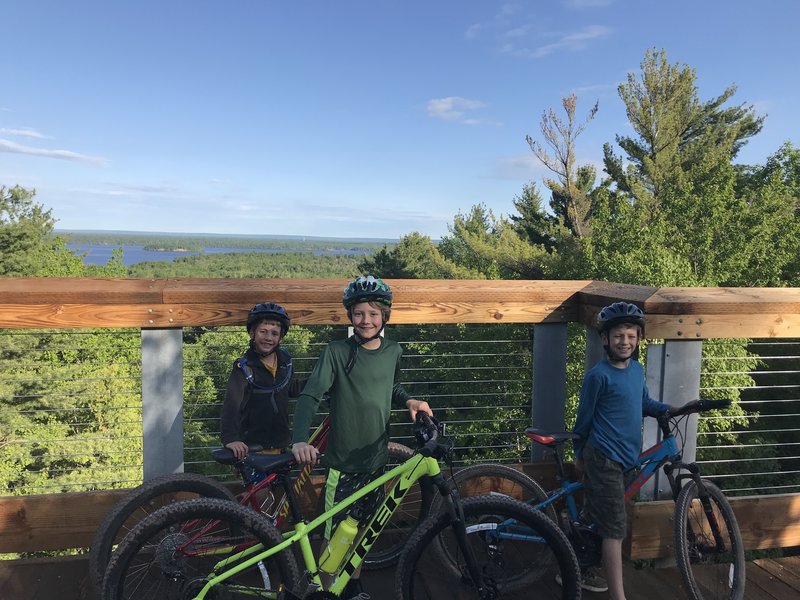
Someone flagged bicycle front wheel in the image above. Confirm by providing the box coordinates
[102,497,299,600]
[396,495,580,599]
[89,473,237,598]
[674,479,745,600]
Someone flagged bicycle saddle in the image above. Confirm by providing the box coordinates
[211,448,295,473]
[524,427,581,447]
[210,443,263,464]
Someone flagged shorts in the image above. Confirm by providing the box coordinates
[323,466,386,540]
[582,441,627,540]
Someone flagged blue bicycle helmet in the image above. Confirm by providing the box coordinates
[246,302,290,336]
[597,301,645,333]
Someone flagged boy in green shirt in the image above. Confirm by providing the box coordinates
[292,275,432,598]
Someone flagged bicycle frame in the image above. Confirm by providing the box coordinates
[233,416,330,525]
[533,430,684,528]
[192,449,441,599]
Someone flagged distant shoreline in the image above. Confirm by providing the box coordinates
[55,228,400,245]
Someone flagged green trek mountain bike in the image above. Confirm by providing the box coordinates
[101,415,581,599]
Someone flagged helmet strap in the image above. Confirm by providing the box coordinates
[345,321,386,374]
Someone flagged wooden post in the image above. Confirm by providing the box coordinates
[642,340,702,500]
[530,323,568,461]
[585,326,605,370]
[141,328,185,479]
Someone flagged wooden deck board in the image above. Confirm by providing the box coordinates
[2,554,799,599]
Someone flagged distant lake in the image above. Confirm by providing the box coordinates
[67,244,369,267]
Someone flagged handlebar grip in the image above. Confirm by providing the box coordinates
[670,398,731,417]
[414,412,440,455]
[696,398,732,411]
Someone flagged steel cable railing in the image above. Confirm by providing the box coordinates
[4,327,798,496]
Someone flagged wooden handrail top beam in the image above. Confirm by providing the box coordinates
[0,278,798,337]
[0,278,591,304]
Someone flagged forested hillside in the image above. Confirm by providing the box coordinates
[61,229,393,252]
[128,251,364,278]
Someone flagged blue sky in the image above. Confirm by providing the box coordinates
[1,1,797,240]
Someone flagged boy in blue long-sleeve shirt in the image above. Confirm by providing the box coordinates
[573,302,672,600]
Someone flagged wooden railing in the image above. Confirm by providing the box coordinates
[2,277,800,558]
[2,277,798,336]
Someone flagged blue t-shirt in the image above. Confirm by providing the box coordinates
[573,359,667,469]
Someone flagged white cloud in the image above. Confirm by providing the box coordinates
[426,96,493,125]
[108,182,179,194]
[0,138,108,166]
[492,154,548,180]
[570,82,619,96]
[0,127,48,139]
[503,25,612,59]
[565,0,614,8]
[464,23,483,40]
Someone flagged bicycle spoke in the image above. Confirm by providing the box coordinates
[399,496,580,599]
[104,499,298,600]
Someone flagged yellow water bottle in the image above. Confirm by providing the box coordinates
[319,515,359,574]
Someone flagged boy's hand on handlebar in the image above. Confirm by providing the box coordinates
[406,399,433,422]
[291,442,319,465]
[225,441,248,460]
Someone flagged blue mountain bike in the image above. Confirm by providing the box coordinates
[440,399,745,600]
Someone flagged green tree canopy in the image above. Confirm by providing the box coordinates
[0,185,86,276]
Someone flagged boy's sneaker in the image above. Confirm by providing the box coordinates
[555,569,609,593]
[579,569,609,593]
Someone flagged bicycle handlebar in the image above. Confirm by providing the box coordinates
[667,398,731,418]
[414,413,443,457]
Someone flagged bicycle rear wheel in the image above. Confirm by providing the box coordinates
[396,495,581,599]
[433,463,558,524]
[102,497,299,600]
[89,473,237,598]
[674,479,745,600]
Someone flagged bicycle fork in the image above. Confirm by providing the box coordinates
[435,476,495,600]
[668,462,727,552]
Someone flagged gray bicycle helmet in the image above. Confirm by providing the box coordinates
[597,301,645,333]
[246,302,290,336]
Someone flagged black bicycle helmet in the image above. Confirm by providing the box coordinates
[342,275,393,309]
[597,301,645,333]
[246,302,290,336]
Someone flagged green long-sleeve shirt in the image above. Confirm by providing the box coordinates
[292,336,411,473]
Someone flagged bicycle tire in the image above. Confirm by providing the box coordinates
[102,497,299,600]
[674,479,745,600]
[433,463,558,524]
[88,473,237,599]
[396,495,581,599]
